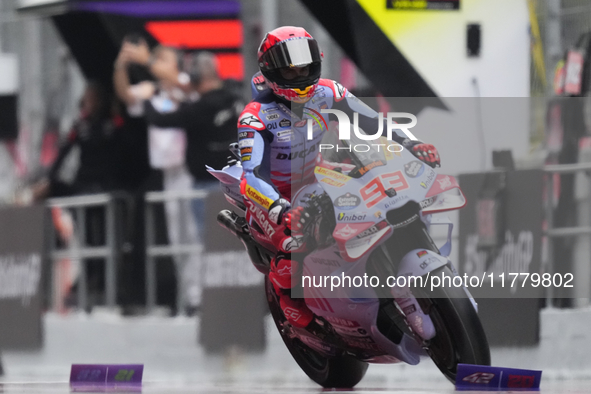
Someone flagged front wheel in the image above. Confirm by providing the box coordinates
[419,266,491,383]
[265,277,368,388]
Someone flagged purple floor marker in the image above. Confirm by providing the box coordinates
[455,363,542,391]
[70,364,143,392]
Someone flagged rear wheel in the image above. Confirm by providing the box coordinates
[265,277,368,388]
[419,266,491,383]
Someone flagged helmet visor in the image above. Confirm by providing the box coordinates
[260,37,321,70]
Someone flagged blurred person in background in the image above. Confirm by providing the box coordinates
[32,81,127,309]
[114,38,203,313]
[140,52,244,312]
[33,81,120,198]
[142,51,244,243]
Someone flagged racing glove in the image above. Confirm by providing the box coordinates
[269,200,308,253]
[283,206,309,234]
[403,139,441,168]
[270,203,310,235]
[268,198,291,226]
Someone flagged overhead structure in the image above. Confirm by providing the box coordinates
[300,0,447,113]
[18,0,243,88]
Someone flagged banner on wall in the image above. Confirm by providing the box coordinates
[199,190,265,353]
[458,170,544,346]
[386,0,460,10]
[0,205,46,350]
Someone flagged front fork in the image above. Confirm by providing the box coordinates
[376,213,477,342]
[369,213,449,342]
[392,285,436,341]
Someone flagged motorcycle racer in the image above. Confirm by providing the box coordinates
[238,26,440,329]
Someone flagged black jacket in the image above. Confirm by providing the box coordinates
[144,86,243,181]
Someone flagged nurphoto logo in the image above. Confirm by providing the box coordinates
[307,111,419,153]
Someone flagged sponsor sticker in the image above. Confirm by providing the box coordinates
[266,113,280,121]
[420,197,436,209]
[357,225,380,239]
[240,147,253,155]
[241,155,251,161]
[417,250,428,258]
[239,139,254,148]
[279,119,291,128]
[333,326,369,338]
[337,212,367,222]
[277,130,293,137]
[321,178,346,187]
[420,257,439,270]
[244,185,273,209]
[389,214,419,229]
[315,167,351,183]
[383,195,410,210]
[325,316,359,327]
[335,225,358,238]
[238,131,254,140]
[261,106,279,113]
[245,200,276,237]
[345,221,389,250]
[404,160,425,178]
[342,337,380,351]
[437,175,453,190]
[423,170,436,188]
[333,193,361,210]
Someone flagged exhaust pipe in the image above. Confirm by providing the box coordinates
[217,209,246,236]
[217,210,271,274]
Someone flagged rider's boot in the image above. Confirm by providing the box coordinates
[269,255,314,328]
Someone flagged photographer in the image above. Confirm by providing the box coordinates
[113,36,202,313]
[142,52,244,241]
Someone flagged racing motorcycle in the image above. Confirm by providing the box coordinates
[207,131,490,388]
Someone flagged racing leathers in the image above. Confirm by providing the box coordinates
[238,77,439,328]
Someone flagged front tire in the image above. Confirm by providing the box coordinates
[419,266,491,383]
[265,277,368,388]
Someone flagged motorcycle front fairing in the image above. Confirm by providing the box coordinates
[292,134,470,362]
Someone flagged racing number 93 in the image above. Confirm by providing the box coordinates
[360,171,409,208]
